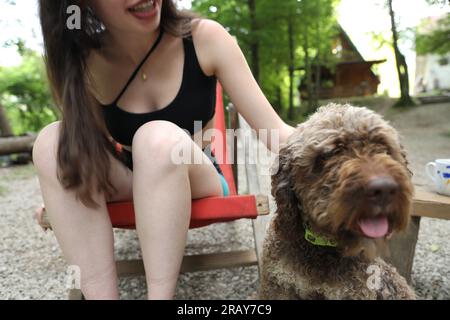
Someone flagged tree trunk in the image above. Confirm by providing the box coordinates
[313,17,321,109]
[313,52,321,109]
[303,26,314,115]
[275,85,282,113]
[248,0,260,83]
[388,0,415,107]
[288,17,295,120]
[0,103,14,137]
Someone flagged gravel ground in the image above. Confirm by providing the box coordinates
[0,102,449,300]
[384,103,450,300]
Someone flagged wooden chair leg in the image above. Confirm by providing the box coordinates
[386,216,421,283]
[68,288,84,300]
[236,114,274,279]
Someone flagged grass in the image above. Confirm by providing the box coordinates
[318,95,397,114]
[9,164,36,180]
[443,130,450,138]
[0,163,36,196]
[0,183,8,196]
[282,95,399,126]
[382,102,422,120]
[1,163,37,182]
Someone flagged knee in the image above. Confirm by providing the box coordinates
[32,121,61,176]
[131,121,191,170]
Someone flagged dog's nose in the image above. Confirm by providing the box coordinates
[366,176,398,205]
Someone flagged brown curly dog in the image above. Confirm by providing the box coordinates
[259,104,416,299]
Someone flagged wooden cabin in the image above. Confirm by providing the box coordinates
[299,26,386,99]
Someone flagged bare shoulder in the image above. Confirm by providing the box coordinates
[189,18,236,76]
[190,18,228,35]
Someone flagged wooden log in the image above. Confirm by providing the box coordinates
[0,134,36,156]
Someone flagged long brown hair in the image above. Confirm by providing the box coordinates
[39,0,198,209]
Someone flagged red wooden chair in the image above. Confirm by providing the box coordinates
[37,83,269,299]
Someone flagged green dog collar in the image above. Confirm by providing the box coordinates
[304,225,338,247]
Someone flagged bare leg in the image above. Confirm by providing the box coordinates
[132,121,223,299]
[32,121,133,299]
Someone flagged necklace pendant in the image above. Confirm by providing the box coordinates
[142,72,147,81]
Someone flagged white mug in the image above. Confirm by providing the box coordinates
[425,159,450,196]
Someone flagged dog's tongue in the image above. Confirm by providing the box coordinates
[358,216,389,238]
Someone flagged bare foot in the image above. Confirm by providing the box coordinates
[33,204,50,231]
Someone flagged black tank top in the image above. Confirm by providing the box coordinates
[101,30,217,146]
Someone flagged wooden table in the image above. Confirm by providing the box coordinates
[412,185,450,220]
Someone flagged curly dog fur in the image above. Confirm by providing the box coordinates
[259,104,416,299]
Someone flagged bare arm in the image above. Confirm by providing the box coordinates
[192,19,295,153]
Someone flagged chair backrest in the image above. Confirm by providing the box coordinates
[212,83,237,196]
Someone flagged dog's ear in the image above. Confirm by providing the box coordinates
[271,142,302,222]
[384,129,413,178]
[399,143,413,178]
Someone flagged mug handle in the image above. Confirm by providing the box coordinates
[425,162,437,183]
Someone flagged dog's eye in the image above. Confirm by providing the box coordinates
[377,146,391,156]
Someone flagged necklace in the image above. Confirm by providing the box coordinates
[139,30,164,82]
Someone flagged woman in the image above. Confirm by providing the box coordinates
[33,0,295,299]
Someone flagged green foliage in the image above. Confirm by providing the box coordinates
[416,13,450,55]
[10,163,37,179]
[0,44,58,135]
[192,0,340,119]
[1,1,342,132]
